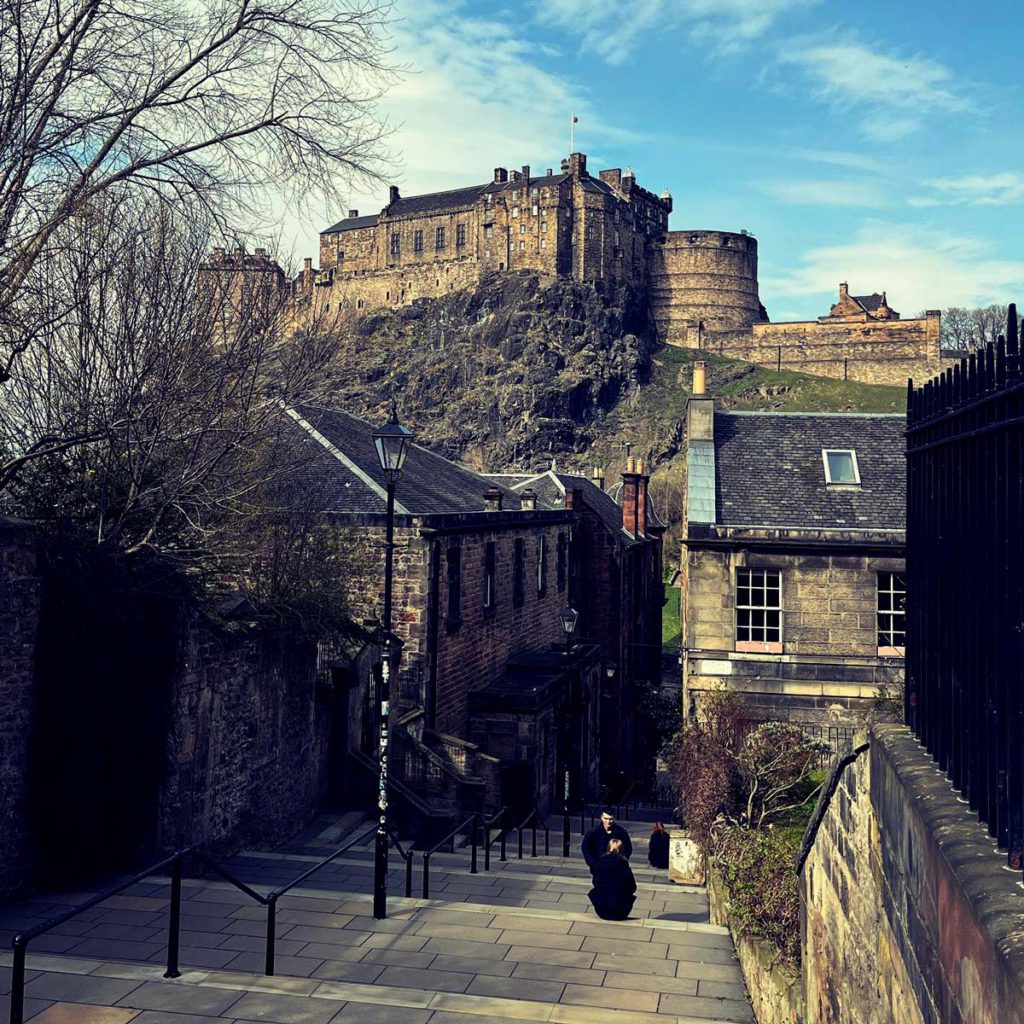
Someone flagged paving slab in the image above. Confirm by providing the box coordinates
[23,973,143,1005]
[428,956,515,979]
[560,983,660,1013]
[465,974,565,1004]
[658,991,754,1021]
[308,960,385,984]
[29,1005,139,1024]
[115,980,244,1015]
[375,966,472,994]
[221,991,341,1024]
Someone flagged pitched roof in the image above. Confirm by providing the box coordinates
[284,404,526,516]
[323,213,379,233]
[854,292,885,312]
[713,412,905,532]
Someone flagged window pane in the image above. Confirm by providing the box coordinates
[826,451,858,484]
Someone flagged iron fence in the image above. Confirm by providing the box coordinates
[906,302,1024,870]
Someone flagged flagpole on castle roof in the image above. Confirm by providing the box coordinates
[570,113,576,154]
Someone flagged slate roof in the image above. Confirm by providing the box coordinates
[853,292,885,312]
[285,404,526,516]
[323,213,379,233]
[713,412,905,531]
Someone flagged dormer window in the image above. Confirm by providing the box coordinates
[822,449,860,486]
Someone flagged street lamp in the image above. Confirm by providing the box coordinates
[371,404,413,920]
[560,605,578,857]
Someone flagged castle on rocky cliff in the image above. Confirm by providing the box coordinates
[203,151,953,388]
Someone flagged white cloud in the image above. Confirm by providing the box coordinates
[918,172,1024,206]
[536,0,815,64]
[778,40,972,140]
[763,221,1024,315]
[757,179,888,207]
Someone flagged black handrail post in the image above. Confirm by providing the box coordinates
[264,894,278,976]
[422,853,430,899]
[531,821,537,857]
[545,827,550,856]
[470,813,479,874]
[500,825,507,862]
[517,825,524,860]
[164,854,182,979]
[484,826,491,872]
[405,851,413,899]
[10,935,26,1024]
[562,807,570,857]
[579,810,584,835]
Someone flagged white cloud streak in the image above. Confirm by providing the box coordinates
[763,221,1024,315]
[757,179,888,207]
[917,173,1024,207]
[778,40,972,140]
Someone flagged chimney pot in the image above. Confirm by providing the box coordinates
[626,456,636,474]
[484,486,503,512]
[637,457,646,475]
[521,488,537,511]
[591,466,605,490]
[693,360,706,395]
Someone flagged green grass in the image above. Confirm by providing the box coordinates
[663,584,681,651]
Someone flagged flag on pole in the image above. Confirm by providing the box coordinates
[572,115,579,124]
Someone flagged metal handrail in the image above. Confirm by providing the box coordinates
[512,808,550,859]
[482,805,510,871]
[264,821,378,974]
[422,811,482,898]
[7,847,266,1024]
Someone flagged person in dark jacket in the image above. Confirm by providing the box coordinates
[648,822,670,870]
[588,839,637,920]
[582,810,632,872]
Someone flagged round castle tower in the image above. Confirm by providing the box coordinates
[648,230,764,347]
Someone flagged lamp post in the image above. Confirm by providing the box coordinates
[371,404,413,920]
[559,605,578,857]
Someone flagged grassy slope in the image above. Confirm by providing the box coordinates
[662,584,681,651]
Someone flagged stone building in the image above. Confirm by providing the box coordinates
[708,282,948,387]
[680,364,906,724]
[487,463,666,790]
[282,403,612,817]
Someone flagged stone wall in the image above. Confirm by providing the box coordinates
[711,313,946,387]
[801,724,1024,1024]
[682,545,905,721]
[158,611,331,856]
[0,518,40,903]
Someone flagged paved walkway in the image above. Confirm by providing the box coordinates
[0,819,753,1024]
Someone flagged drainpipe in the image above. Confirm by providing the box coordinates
[425,538,441,728]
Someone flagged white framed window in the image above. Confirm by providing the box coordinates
[822,449,860,485]
[532,204,539,216]
[511,189,519,200]
[484,224,493,240]
[541,221,547,234]
[877,572,906,655]
[519,240,525,249]
[520,224,526,234]
[541,240,546,249]
[512,206,520,218]
[736,568,782,651]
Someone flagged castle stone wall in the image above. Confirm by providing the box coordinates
[712,312,946,387]
[649,230,762,344]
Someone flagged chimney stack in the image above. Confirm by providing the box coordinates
[522,165,530,184]
[348,209,359,219]
[494,167,508,183]
[546,168,553,176]
[591,466,605,491]
[389,185,400,204]
[693,360,706,396]
[620,452,647,538]
[484,486,503,512]
[839,281,849,299]
[520,488,537,511]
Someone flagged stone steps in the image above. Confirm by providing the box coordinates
[0,815,752,1024]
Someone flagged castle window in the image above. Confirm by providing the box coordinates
[541,240,546,249]
[513,539,525,609]
[538,536,548,596]
[822,449,860,486]
[531,187,539,196]
[736,568,782,651]
[520,224,526,234]
[512,206,520,218]
[519,240,525,249]
[484,225,493,240]
[877,572,906,656]
[456,223,466,247]
[556,533,566,592]
[587,225,596,239]
[615,230,620,246]
[414,230,423,252]
[338,250,345,261]
[532,205,539,216]
[390,231,400,256]
[435,226,446,250]
[511,189,519,200]
[541,221,547,234]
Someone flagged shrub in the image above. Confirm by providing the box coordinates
[715,826,801,965]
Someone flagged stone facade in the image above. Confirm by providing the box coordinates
[713,310,947,387]
[0,518,40,903]
[801,724,1024,1024]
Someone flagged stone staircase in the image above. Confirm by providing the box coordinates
[0,814,754,1024]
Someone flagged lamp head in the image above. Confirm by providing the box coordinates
[559,605,579,637]
[372,402,413,481]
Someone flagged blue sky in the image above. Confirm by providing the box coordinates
[280,0,1024,322]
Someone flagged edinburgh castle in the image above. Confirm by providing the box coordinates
[204,151,953,387]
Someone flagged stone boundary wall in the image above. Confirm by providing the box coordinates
[801,723,1024,1024]
[706,313,948,388]
[0,519,40,903]
[707,860,805,1024]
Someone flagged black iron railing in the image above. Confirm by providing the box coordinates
[906,302,1024,871]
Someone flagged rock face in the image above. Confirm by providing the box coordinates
[324,271,654,469]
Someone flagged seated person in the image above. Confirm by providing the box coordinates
[588,838,637,921]
[648,822,670,869]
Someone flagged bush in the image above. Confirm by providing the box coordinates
[715,826,801,965]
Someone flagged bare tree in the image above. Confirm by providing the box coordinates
[0,0,395,381]
[938,304,1023,351]
[1,196,349,609]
